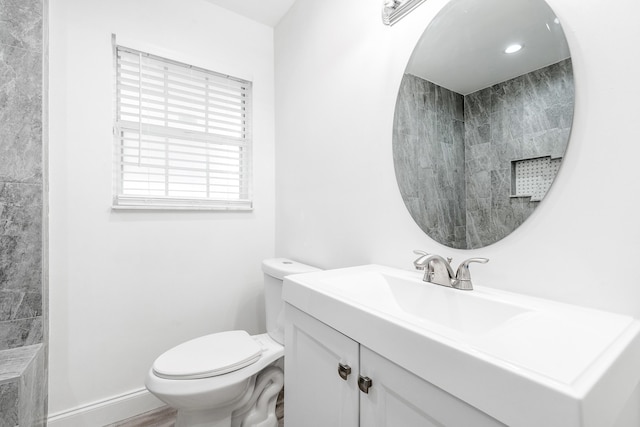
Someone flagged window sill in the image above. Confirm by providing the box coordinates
[111,205,253,211]
[112,196,253,211]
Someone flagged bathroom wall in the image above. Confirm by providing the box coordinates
[0,0,47,423]
[48,0,275,424]
[275,0,640,320]
[394,74,466,249]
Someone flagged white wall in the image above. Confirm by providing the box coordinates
[48,0,275,422]
[275,0,640,318]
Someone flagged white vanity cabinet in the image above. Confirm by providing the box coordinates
[359,346,503,427]
[282,265,640,426]
[284,304,359,427]
[285,305,503,427]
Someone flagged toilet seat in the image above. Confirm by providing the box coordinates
[152,330,262,380]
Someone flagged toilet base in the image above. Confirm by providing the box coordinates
[172,365,283,427]
[232,366,283,427]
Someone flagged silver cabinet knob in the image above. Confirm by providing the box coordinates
[358,375,373,393]
[338,363,352,381]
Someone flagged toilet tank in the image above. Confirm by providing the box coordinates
[262,258,319,344]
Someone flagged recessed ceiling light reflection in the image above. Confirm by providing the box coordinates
[504,44,523,54]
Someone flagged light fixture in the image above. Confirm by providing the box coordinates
[382,0,428,26]
[504,43,523,54]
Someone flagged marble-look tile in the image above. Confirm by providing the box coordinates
[418,75,437,112]
[466,170,491,200]
[490,107,523,144]
[436,84,463,121]
[0,183,43,293]
[489,77,525,144]
[0,291,23,322]
[522,60,573,136]
[0,0,43,52]
[394,73,466,248]
[466,197,491,249]
[522,128,570,159]
[0,43,43,183]
[19,344,45,427]
[490,76,523,114]
[0,381,19,427]
[417,113,437,168]
[0,291,42,321]
[0,345,44,426]
[0,344,39,382]
[462,60,572,248]
[393,134,418,198]
[394,87,415,138]
[490,169,512,205]
[0,0,47,420]
[489,170,526,243]
[464,87,491,126]
[491,139,523,171]
[0,233,42,293]
[400,74,433,116]
[523,59,574,110]
[465,122,491,147]
[437,115,455,145]
[465,143,491,175]
[522,101,573,135]
[490,204,519,243]
[0,316,42,350]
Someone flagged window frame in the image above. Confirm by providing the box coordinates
[112,41,253,211]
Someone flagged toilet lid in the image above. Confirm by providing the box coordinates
[152,330,262,380]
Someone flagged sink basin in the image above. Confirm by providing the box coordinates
[320,270,528,335]
[283,264,640,427]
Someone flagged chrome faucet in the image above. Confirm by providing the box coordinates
[412,250,430,270]
[453,258,489,290]
[413,250,489,290]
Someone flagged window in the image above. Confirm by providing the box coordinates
[113,44,252,210]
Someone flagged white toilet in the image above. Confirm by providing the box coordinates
[145,258,318,427]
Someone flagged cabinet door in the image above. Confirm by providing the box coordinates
[359,346,504,427]
[284,305,359,427]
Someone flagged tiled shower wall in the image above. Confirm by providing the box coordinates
[464,59,573,248]
[394,59,573,248]
[394,74,467,249]
[0,0,47,424]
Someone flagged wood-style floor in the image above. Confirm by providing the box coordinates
[105,406,177,427]
[107,389,284,427]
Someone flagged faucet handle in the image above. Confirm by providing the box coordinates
[412,250,430,270]
[454,258,489,290]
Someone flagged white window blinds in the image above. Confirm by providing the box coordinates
[113,45,252,210]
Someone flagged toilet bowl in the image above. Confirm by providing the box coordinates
[145,258,318,427]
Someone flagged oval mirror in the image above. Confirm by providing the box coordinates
[393,0,574,249]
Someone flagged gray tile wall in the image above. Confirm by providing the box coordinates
[0,0,44,351]
[394,60,573,249]
[0,0,47,423]
[464,59,573,248]
[394,74,467,249]
[0,344,45,427]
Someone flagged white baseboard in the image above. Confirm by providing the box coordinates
[47,388,166,427]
